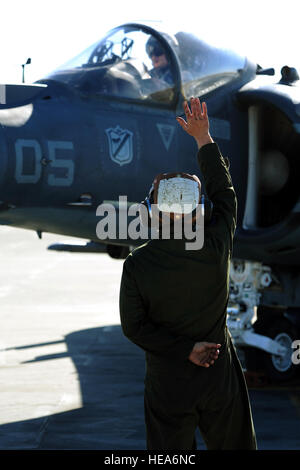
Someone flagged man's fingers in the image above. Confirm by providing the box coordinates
[191,97,207,120]
[200,360,212,368]
[195,342,221,352]
[201,101,209,124]
[206,343,221,349]
[182,98,208,119]
[196,360,210,367]
[190,355,217,367]
[176,117,188,130]
[183,100,192,119]
[189,341,221,367]
[193,350,219,363]
[190,97,200,119]
[190,97,197,116]
[197,351,219,361]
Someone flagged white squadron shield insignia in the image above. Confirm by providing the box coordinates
[105,125,133,166]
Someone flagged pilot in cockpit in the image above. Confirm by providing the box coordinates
[146,36,174,86]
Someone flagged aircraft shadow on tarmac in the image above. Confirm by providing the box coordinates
[0,325,149,450]
[1,325,300,450]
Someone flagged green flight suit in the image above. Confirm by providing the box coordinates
[119,142,257,450]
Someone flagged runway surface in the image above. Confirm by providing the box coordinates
[0,227,299,450]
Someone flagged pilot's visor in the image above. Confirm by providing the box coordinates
[147,45,165,58]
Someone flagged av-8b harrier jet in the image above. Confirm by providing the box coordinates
[1,22,300,381]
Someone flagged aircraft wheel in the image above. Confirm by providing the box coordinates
[259,318,299,382]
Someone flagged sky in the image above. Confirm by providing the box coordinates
[1,0,300,84]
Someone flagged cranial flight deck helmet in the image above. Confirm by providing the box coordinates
[146,36,166,59]
[139,172,212,229]
[146,31,180,59]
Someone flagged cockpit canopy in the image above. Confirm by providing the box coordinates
[41,23,251,106]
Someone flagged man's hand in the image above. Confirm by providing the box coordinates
[176,97,214,150]
[188,341,221,367]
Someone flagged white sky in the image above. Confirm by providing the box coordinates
[1,0,300,84]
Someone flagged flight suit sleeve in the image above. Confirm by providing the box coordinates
[119,256,195,359]
[198,142,237,254]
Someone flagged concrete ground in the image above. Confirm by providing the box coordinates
[0,226,300,450]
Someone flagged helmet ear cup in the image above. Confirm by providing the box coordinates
[140,193,213,228]
[139,187,155,228]
[139,197,152,227]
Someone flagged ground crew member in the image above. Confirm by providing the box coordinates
[119,97,257,450]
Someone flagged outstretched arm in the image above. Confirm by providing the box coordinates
[177,97,237,253]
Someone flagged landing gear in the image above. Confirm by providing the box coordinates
[228,259,300,382]
[253,318,299,382]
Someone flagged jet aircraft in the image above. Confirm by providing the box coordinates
[1,22,300,382]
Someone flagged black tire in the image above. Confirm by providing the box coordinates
[256,317,299,382]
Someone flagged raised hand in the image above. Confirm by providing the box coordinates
[176,97,213,149]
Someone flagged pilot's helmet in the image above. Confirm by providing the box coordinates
[146,36,166,59]
[140,172,205,229]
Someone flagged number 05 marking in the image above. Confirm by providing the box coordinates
[15,139,42,183]
[47,141,74,186]
[15,139,74,186]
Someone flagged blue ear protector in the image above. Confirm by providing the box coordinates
[145,196,152,219]
[139,188,154,227]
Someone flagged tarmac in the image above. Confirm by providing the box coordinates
[0,226,300,451]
